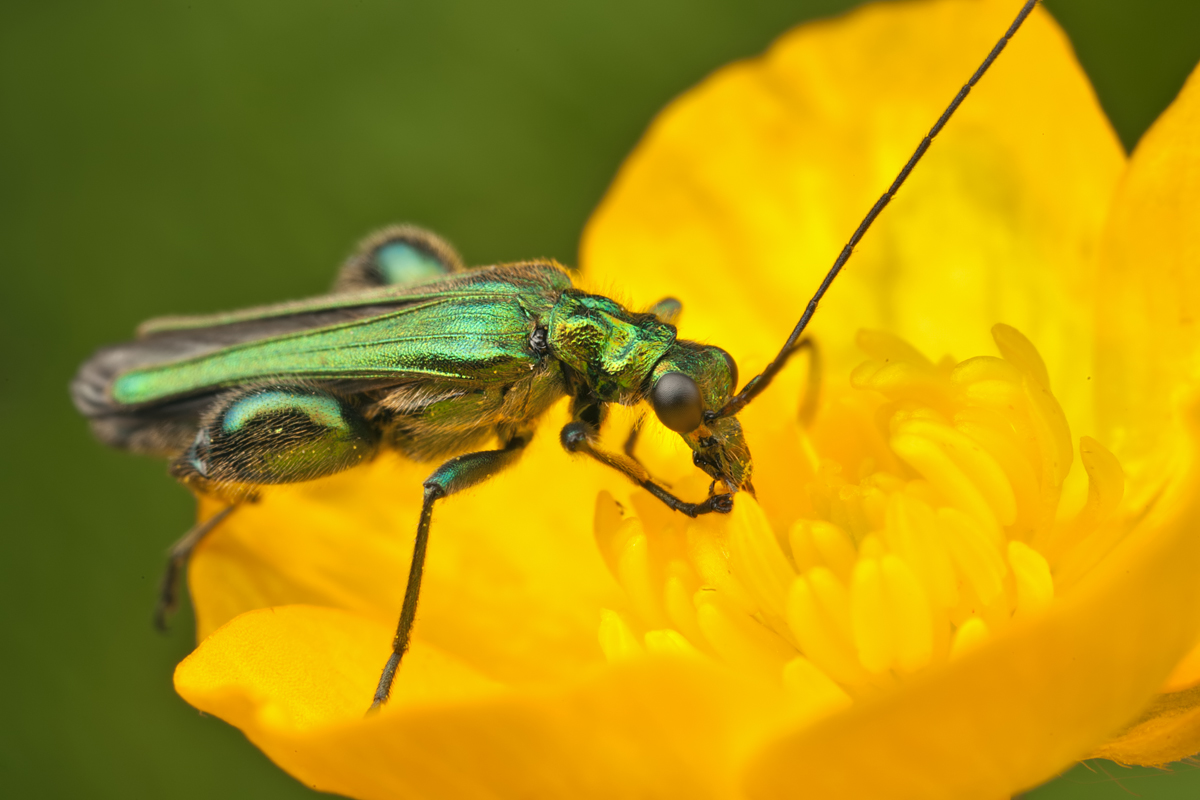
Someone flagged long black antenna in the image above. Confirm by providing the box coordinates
[713,0,1040,420]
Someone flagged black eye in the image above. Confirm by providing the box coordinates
[651,372,703,433]
[714,347,739,392]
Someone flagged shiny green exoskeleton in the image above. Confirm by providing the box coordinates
[73,225,746,709]
[72,0,1039,711]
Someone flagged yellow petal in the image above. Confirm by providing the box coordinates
[743,393,1200,797]
[176,605,782,800]
[176,605,503,731]
[949,616,990,660]
[175,2,1199,797]
[1164,638,1200,693]
[1095,62,1200,504]
[1007,540,1054,618]
[1090,685,1200,767]
[192,403,628,684]
[599,608,644,661]
[582,0,1123,440]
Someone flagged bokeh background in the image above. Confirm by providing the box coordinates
[3,1,1199,797]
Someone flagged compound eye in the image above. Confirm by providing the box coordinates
[651,372,703,433]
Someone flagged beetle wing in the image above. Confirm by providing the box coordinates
[73,261,570,419]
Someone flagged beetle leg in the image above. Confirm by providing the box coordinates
[561,402,732,518]
[161,385,380,628]
[170,385,381,492]
[154,504,238,631]
[370,430,532,712]
[333,224,464,292]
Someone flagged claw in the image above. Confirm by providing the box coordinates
[709,494,734,514]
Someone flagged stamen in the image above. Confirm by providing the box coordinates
[728,500,796,629]
[688,518,757,614]
[1008,541,1054,618]
[880,554,936,673]
[850,556,894,674]
[592,326,1126,710]
[786,569,868,686]
[644,629,704,658]
[1045,435,1125,564]
[893,415,1017,528]
[850,555,937,675]
[1076,435,1126,525]
[599,608,643,662]
[936,507,1008,621]
[991,323,1051,390]
[789,519,857,584]
[890,419,1006,537]
[663,560,710,653]
[695,590,794,679]
[950,616,991,659]
[593,491,635,577]
[1021,377,1074,525]
[615,520,668,628]
[953,407,1041,539]
[782,656,853,719]
[884,492,959,611]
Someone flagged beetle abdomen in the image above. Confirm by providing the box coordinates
[171,385,380,493]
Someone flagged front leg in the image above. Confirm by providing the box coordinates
[560,398,732,518]
[370,430,532,711]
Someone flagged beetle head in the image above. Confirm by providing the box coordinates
[648,342,752,494]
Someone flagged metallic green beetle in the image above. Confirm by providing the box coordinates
[71,0,1038,710]
[73,225,750,709]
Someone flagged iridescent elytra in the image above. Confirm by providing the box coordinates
[70,0,1040,710]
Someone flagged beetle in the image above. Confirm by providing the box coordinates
[71,0,1039,710]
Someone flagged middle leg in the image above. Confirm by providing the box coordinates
[370,431,531,711]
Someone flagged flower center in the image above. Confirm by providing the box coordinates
[593,324,1126,713]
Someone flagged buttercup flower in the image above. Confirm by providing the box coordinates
[175,1,1200,797]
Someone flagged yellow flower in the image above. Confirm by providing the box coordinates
[175,1,1200,797]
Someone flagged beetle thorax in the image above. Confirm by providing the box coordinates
[546,290,676,402]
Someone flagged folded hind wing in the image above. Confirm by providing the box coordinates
[72,262,571,455]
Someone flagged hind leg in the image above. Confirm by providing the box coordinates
[370,430,532,711]
[333,225,464,292]
[158,385,380,628]
[154,505,237,630]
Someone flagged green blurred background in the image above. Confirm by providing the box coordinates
[2,1,1198,797]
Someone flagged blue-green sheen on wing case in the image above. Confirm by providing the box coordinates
[111,264,570,406]
[73,251,747,497]
[221,391,348,434]
[67,0,1046,714]
[70,227,751,715]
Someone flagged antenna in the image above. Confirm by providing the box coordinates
[712,0,1040,421]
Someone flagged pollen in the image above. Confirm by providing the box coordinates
[593,324,1126,715]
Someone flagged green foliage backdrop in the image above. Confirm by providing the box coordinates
[2,1,1197,797]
